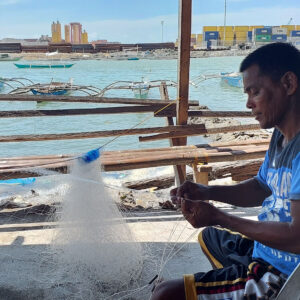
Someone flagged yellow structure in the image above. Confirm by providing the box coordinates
[70,22,82,44]
[203,26,217,31]
[81,30,88,44]
[234,26,249,31]
[196,34,203,44]
[51,21,62,43]
[65,25,71,43]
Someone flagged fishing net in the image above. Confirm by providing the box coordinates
[0,151,202,300]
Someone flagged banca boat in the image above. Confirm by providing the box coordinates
[14,63,74,69]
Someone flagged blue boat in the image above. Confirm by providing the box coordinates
[31,88,68,96]
[221,72,243,88]
[127,57,139,61]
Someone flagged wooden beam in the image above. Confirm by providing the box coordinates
[176,0,192,184]
[0,105,177,118]
[0,124,206,142]
[0,94,199,106]
[155,109,254,118]
[139,124,261,142]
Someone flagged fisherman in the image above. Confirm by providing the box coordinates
[151,42,300,300]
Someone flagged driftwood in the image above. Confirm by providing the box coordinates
[123,158,264,190]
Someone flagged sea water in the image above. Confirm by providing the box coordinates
[0,56,248,180]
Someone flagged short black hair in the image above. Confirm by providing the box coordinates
[240,42,300,82]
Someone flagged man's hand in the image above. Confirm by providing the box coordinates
[170,181,209,208]
[181,198,220,228]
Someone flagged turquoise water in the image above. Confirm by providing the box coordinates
[0,56,248,157]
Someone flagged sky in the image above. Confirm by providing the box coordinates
[1,0,300,43]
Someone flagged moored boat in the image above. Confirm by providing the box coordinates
[14,63,75,69]
[0,54,22,62]
[220,72,243,88]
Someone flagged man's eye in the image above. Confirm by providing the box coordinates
[253,90,259,96]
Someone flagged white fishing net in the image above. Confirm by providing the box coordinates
[0,155,202,300]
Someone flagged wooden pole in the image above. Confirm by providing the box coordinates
[176,0,192,184]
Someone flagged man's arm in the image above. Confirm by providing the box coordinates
[172,178,270,208]
[182,199,300,254]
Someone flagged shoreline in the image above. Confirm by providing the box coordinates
[6,48,252,61]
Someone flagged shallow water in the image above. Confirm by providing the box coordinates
[0,56,248,158]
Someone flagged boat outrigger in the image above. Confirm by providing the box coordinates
[98,79,177,99]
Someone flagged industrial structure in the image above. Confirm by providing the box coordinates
[191,24,300,49]
[51,21,62,43]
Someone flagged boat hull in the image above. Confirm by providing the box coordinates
[31,89,68,96]
[14,63,74,69]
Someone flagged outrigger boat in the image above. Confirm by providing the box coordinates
[98,79,177,99]
[14,63,74,69]
[220,72,243,88]
[5,78,101,97]
[191,72,243,88]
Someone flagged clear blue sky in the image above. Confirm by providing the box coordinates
[1,0,300,42]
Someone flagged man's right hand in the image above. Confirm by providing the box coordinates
[170,181,210,208]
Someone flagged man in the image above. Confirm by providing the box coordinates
[151,42,300,300]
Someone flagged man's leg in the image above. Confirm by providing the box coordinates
[151,278,185,300]
[151,264,249,300]
[199,226,254,269]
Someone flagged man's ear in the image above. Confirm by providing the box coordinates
[281,71,298,95]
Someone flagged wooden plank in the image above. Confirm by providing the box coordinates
[156,110,254,118]
[0,105,177,118]
[139,124,262,142]
[123,159,264,190]
[0,124,206,142]
[101,146,267,171]
[0,144,267,177]
[0,94,199,106]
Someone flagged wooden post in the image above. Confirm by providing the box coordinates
[176,0,192,184]
[192,164,212,185]
[160,82,183,186]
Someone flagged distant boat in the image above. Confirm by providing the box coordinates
[31,88,68,96]
[14,63,75,69]
[0,54,22,62]
[30,82,71,96]
[127,57,139,61]
[220,72,243,88]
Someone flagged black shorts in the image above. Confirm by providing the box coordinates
[183,226,285,300]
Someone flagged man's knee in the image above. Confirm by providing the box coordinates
[151,279,185,300]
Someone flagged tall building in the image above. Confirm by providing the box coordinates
[64,25,71,43]
[81,30,88,44]
[51,21,62,43]
[70,22,82,44]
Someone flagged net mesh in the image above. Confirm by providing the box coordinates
[0,156,199,299]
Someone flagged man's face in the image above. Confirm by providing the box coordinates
[243,64,289,129]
